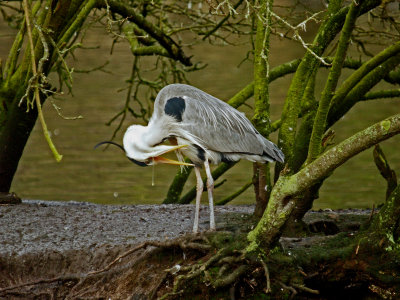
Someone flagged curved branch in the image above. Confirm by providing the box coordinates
[296,114,400,195]
[99,0,192,66]
[248,113,400,251]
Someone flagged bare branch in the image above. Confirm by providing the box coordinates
[99,0,192,66]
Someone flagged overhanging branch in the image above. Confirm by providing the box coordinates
[293,114,400,197]
[98,0,192,66]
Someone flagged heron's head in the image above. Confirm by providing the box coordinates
[95,125,193,167]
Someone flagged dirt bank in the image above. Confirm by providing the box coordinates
[0,201,374,299]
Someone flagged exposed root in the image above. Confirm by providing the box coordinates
[88,234,210,276]
[213,264,249,288]
[292,283,320,295]
[0,275,80,295]
[0,233,211,299]
[260,258,271,293]
[0,231,325,299]
[277,280,320,299]
[278,280,298,299]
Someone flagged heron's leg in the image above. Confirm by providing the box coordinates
[204,160,216,231]
[193,166,203,233]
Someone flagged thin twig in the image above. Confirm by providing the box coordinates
[22,0,62,162]
[270,10,330,66]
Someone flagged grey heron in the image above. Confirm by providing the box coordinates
[96,84,284,233]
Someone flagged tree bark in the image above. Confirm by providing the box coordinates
[0,97,37,192]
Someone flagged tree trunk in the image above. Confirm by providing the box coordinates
[253,163,270,218]
[0,97,38,192]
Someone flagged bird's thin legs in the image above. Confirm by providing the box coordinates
[204,160,216,231]
[193,166,203,233]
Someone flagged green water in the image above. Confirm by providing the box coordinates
[1,18,399,209]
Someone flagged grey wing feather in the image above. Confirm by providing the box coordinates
[152,84,284,162]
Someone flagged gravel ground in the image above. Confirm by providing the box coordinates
[0,200,253,256]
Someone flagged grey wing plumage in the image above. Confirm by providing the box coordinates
[153,84,284,163]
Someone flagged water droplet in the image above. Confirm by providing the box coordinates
[113,192,118,198]
[53,128,60,136]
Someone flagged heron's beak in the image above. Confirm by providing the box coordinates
[151,144,194,167]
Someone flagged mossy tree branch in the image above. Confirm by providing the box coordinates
[247,114,400,252]
[306,1,360,164]
[252,0,272,138]
[362,89,400,101]
[252,0,274,217]
[329,41,400,114]
[328,53,400,128]
[56,0,98,52]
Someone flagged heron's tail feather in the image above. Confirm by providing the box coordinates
[262,140,285,163]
